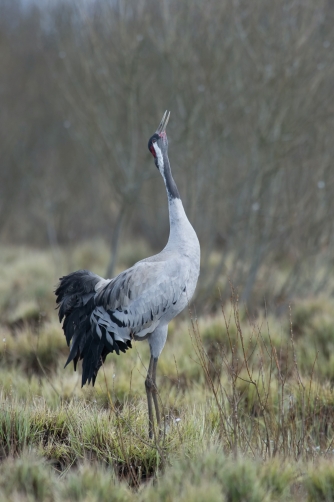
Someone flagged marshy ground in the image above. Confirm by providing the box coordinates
[1,243,334,501]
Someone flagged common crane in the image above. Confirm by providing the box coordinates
[55,111,200,438]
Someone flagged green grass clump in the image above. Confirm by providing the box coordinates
[1,322,67,375]
[0,246,58,325]
[306,459,334,501]
[61,462,132,502]
[0,452,56,502]
[142,450,298,502]
[0,454,133,502]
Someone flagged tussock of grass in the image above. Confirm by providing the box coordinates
[0,453,56,502]
[1,322,67,375]
[61,462,132,502]
[6,300,41,328]
[306,459,334,501]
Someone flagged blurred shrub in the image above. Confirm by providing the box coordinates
[306,460,334,502]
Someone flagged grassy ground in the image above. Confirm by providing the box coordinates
[1,243,334,501]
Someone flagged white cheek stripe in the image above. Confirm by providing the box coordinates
[153,143,164,172]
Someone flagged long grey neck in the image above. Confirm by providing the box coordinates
[166,197,199,256]
[161,155,199,253]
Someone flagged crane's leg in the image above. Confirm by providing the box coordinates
[145,356,155,439]
[151,357,161,433]
[146,326,167,439]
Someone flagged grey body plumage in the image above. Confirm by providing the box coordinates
[55,111,200,438]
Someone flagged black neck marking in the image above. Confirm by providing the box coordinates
[163,153,180,200]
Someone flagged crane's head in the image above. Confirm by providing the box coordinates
[148,110,170,172]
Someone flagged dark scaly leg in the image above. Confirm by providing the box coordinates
[151,357,161,435]
[145,356,155,439]
[146,327,167,439]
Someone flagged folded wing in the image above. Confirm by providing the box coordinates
[56,259,187,386]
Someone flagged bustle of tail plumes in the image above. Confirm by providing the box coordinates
[55,270,132,386]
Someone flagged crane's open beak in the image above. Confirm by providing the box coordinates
[156,110,170,135]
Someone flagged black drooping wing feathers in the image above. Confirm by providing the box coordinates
[55,269,132,387]
[81,322,131,385]
[55,270,101,322]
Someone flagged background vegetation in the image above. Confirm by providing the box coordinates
[1,0,334,306]
[1,0,334,500]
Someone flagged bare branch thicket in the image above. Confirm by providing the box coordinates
[0,0,334,305]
